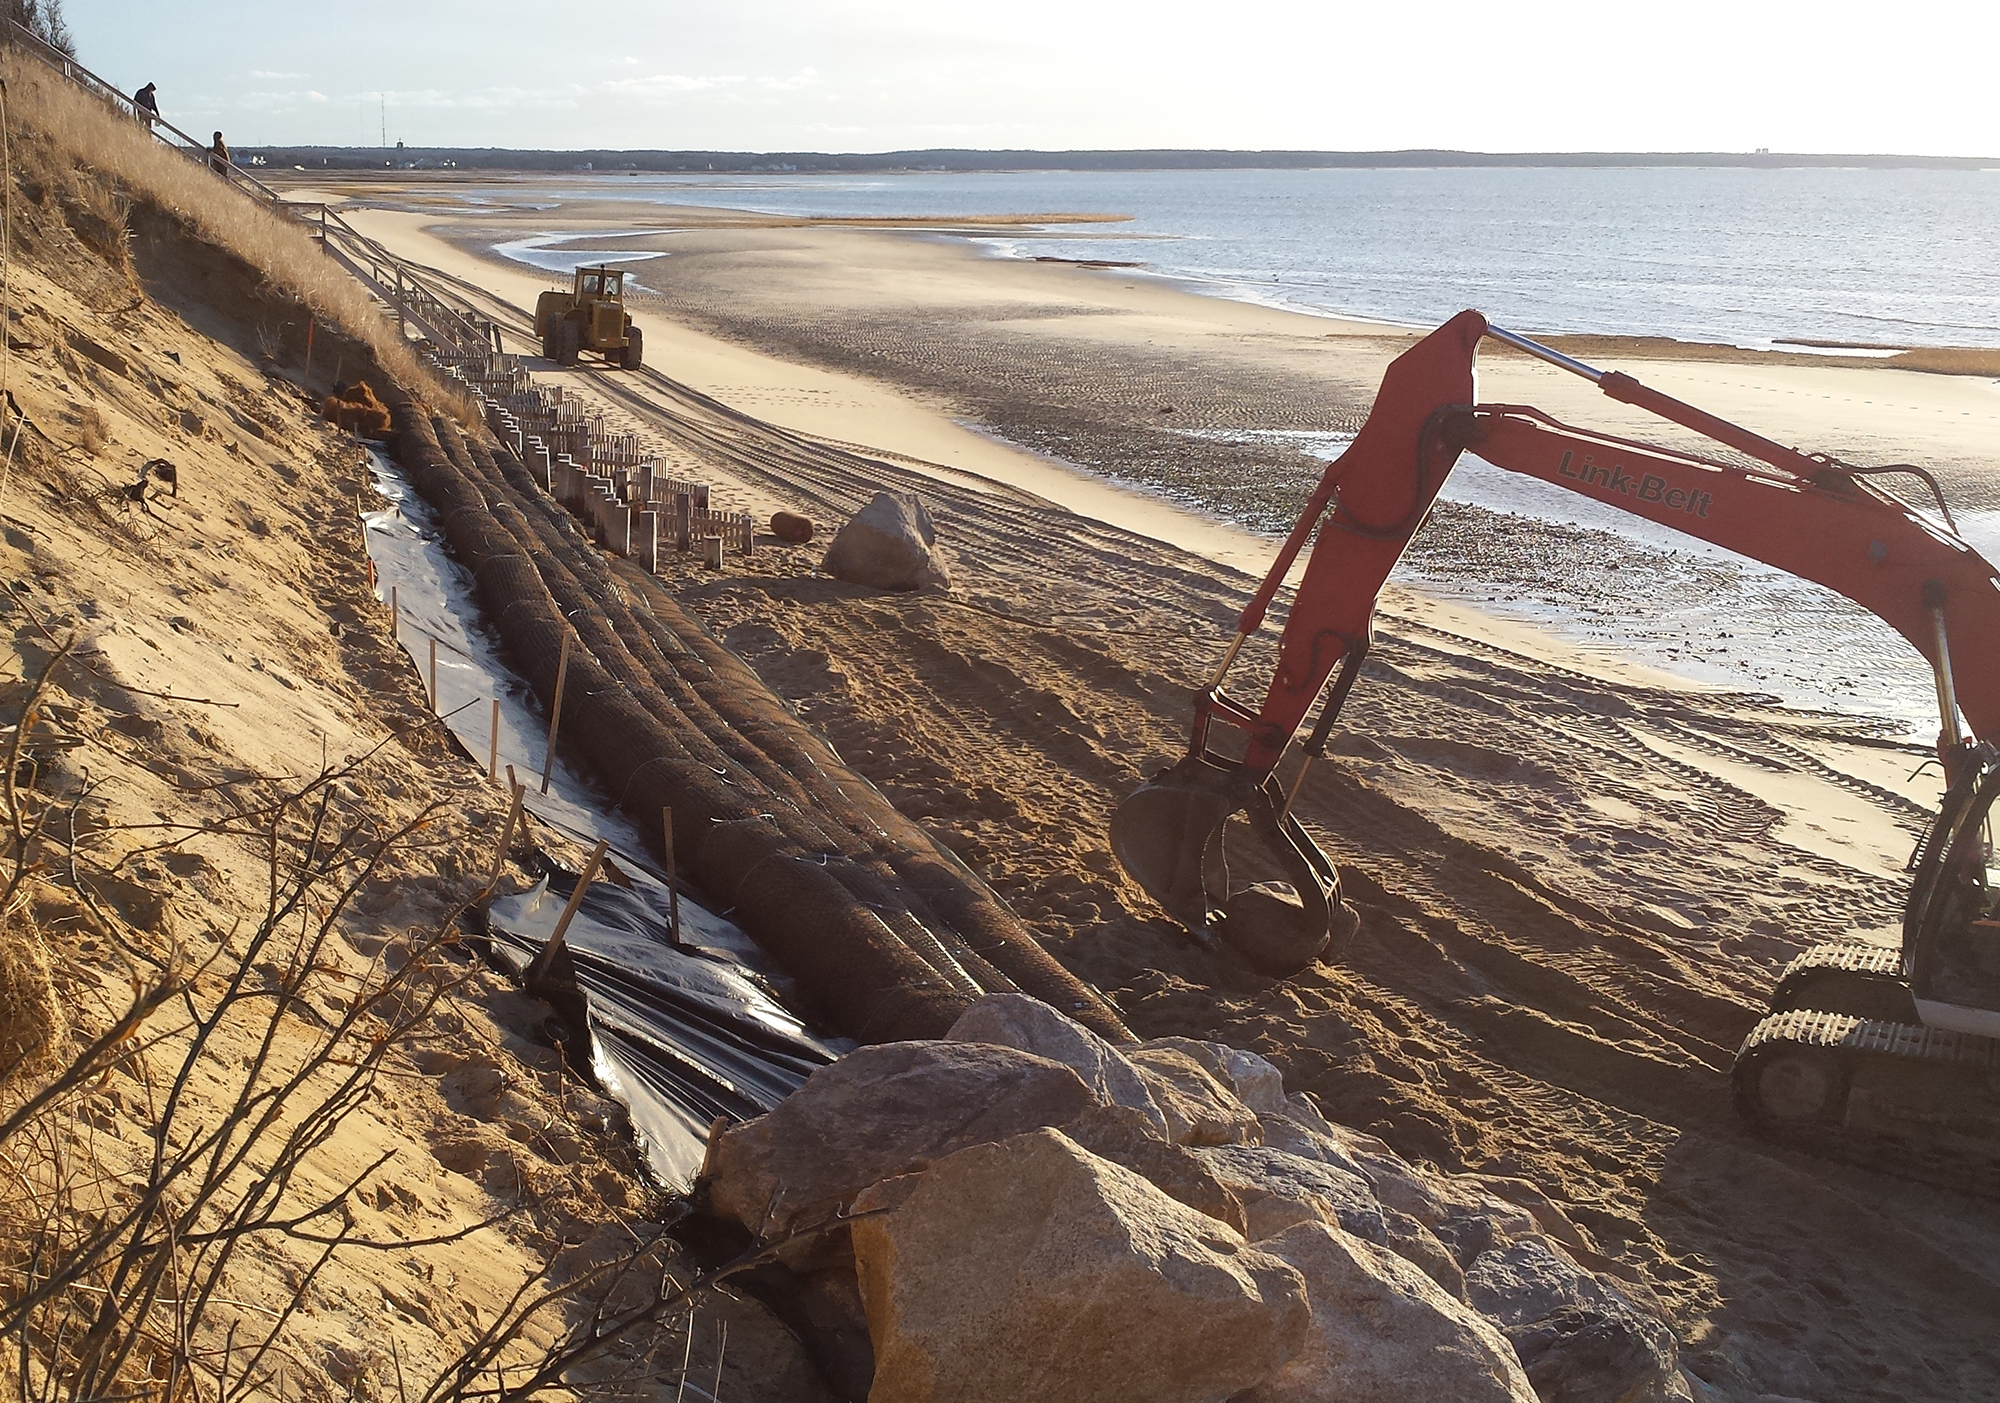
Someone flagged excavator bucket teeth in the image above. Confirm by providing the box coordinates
[1112,756,1356,977]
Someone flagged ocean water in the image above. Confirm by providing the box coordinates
[467,166,2000,350]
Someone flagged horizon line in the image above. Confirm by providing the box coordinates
[249,145,1998,172]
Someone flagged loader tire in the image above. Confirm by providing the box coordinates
[621,325,644,370]
[541,326,558,361]
[557,320,581,367]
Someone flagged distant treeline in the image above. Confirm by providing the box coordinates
[251,146,1996,174]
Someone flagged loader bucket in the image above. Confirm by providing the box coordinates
[1111,754,1358,977]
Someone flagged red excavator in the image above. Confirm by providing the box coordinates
[1112,310,2000,1150]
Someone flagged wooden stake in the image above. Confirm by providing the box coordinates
[540,628,572,795]
[695,1113,731,1185]
[527,837,609,983]
[390,584,399,639]
[488,697,501,780]
[428,635,438,705]
[480,779,526,897]
[662,806,680,945]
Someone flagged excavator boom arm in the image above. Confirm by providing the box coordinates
[1113,308,2000,976]
[1236,311,2000,770]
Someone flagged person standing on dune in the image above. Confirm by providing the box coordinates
[132,81,158,127]
[209,132,230,176]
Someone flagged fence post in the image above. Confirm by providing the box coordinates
[540,628,573,795]
[662,807,681,944]
[524,838,610,985]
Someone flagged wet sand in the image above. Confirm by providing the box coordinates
[309,175,2000,1402]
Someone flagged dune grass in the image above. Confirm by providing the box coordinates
[4,50,436,393]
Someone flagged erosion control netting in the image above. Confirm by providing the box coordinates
[390,397,1129,1044]
[484,871,842,1189]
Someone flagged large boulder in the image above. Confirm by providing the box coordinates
[1128,1045,1262,1146]
[703,1041,1098,1241]
[1064,1103,1251,1235]
[948,993,1168,1136]
[1197,1144,1389,1245]
[1239,1222,1538,1403]
[821,491,951,591]
[1467,1235,1683,1403]
[1380,1206,1469,1300]
[1470,1174,1602,1261]
[853,1128,1310,1403]
[1140,1035,1289,1114]
[1255,1097,1475,1298]
[1259,1094,1373,1178]
[1308,1118,1537,1269]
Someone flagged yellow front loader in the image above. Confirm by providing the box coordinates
[534,266,642,369]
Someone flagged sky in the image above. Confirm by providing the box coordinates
[64,0,2000,156]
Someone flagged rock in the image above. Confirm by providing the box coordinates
[1259,1097,1372,1180]
[1255,1099,1492,1295]
[1467,1235,1682,1403]
[850,1171,924,1219]
[1464,1234,1620,1328]
[1239,1221,1537,1403]
[821,490,951,591]
[703,1041,1097,1241]
[1197,1144,1388,1244]
[1507,1306,1685,1403]
[1329,1139,1537,1268]
[1063,1102,1250,1235]
[948,992,1168,1136]
[790,1266,876,1400]
[770,509,815,543]
[1140,1035,1289,1114]
[1128,1045,1262,1146]
[853,1128,1309,1403]
[1471,1174,1601,1259]
[1381,1206,1468,1299]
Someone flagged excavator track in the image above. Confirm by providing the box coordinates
[1768,941,1919,1023]
[1734,1009,2000,1195]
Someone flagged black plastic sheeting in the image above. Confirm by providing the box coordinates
[485,869,844,1190]
[360,447,651,857]
[358,442,840,1189]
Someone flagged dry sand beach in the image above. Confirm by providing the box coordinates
[257,172,2000,1400]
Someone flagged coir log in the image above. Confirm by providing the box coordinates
[390,397,1130,1045]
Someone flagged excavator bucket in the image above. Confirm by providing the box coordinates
[1112,754,1358,977]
